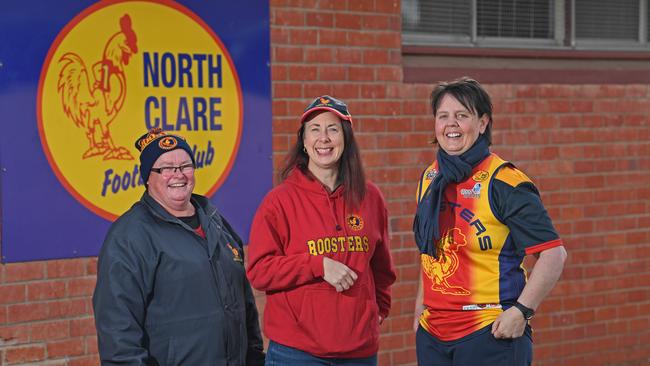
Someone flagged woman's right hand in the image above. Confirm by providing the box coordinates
[323,257,358,292]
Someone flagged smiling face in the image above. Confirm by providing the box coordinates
[147,149,195,216]
[434,94,488,156]
[303,111,345,176]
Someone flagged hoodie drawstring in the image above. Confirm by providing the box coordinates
[324,187,343,232]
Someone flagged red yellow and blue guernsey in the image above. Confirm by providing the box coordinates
[416,153,562,341]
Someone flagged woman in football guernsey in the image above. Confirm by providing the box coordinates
[247,95,396,365]
[413,77,567,366]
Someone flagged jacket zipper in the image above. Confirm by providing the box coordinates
[150,201,233,362]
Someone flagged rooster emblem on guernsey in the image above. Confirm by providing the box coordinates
[57,14,138,160]
[421,228,470,295]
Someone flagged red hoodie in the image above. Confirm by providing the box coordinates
[246,168,396,358]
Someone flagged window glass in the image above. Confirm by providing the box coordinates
[477,0,554,39]
[402,0,471,36]
[575,0,639,40]
[402,0,650,49]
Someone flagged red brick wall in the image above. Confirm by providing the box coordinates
[2,1,650,365]
[0,259,99,365]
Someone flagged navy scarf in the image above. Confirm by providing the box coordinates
[413,135,490,258]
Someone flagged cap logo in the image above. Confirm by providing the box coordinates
[158,136,178,150]
[319,97,330,105]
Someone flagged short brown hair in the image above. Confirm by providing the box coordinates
[430,77,493,146]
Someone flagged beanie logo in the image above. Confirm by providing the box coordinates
[158,136,178,150]
[37,1,243,221]
[137,128,167,151]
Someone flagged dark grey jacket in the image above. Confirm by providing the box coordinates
[93,193,264,366]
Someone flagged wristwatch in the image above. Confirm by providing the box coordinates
[513,301,535,320]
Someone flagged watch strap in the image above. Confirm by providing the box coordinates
[513,301,535,320]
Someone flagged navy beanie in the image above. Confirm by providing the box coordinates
[135,128,195,184]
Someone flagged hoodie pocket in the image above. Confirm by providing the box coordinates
[297,283,378,354]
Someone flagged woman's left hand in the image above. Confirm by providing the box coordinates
[491,307,527,339]
[323,257,357,292]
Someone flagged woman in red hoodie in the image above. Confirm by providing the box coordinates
[247,95,396,365]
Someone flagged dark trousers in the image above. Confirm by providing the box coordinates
[266,341,377,366]
[416,324,532,366]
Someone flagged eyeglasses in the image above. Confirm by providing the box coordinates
[150,163,195,178]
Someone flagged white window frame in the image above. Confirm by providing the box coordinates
[403,0,650,51]
[571,0,649,50]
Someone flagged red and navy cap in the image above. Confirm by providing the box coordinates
[300,95,353,124]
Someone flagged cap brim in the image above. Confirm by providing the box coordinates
[300,107,353,124]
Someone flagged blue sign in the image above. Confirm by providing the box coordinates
[0,0,271,262]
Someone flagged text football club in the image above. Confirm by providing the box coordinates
[38,0,242,220]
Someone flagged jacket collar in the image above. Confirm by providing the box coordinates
[141,192,222,257]
[141,192,217,219]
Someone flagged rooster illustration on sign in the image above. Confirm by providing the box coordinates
[57,14,137,160]
[421,228,470,295]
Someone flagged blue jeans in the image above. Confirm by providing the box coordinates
[266,341,377,366]
[416,324,532,366]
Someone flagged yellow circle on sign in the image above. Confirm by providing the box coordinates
[38,0,242,221]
